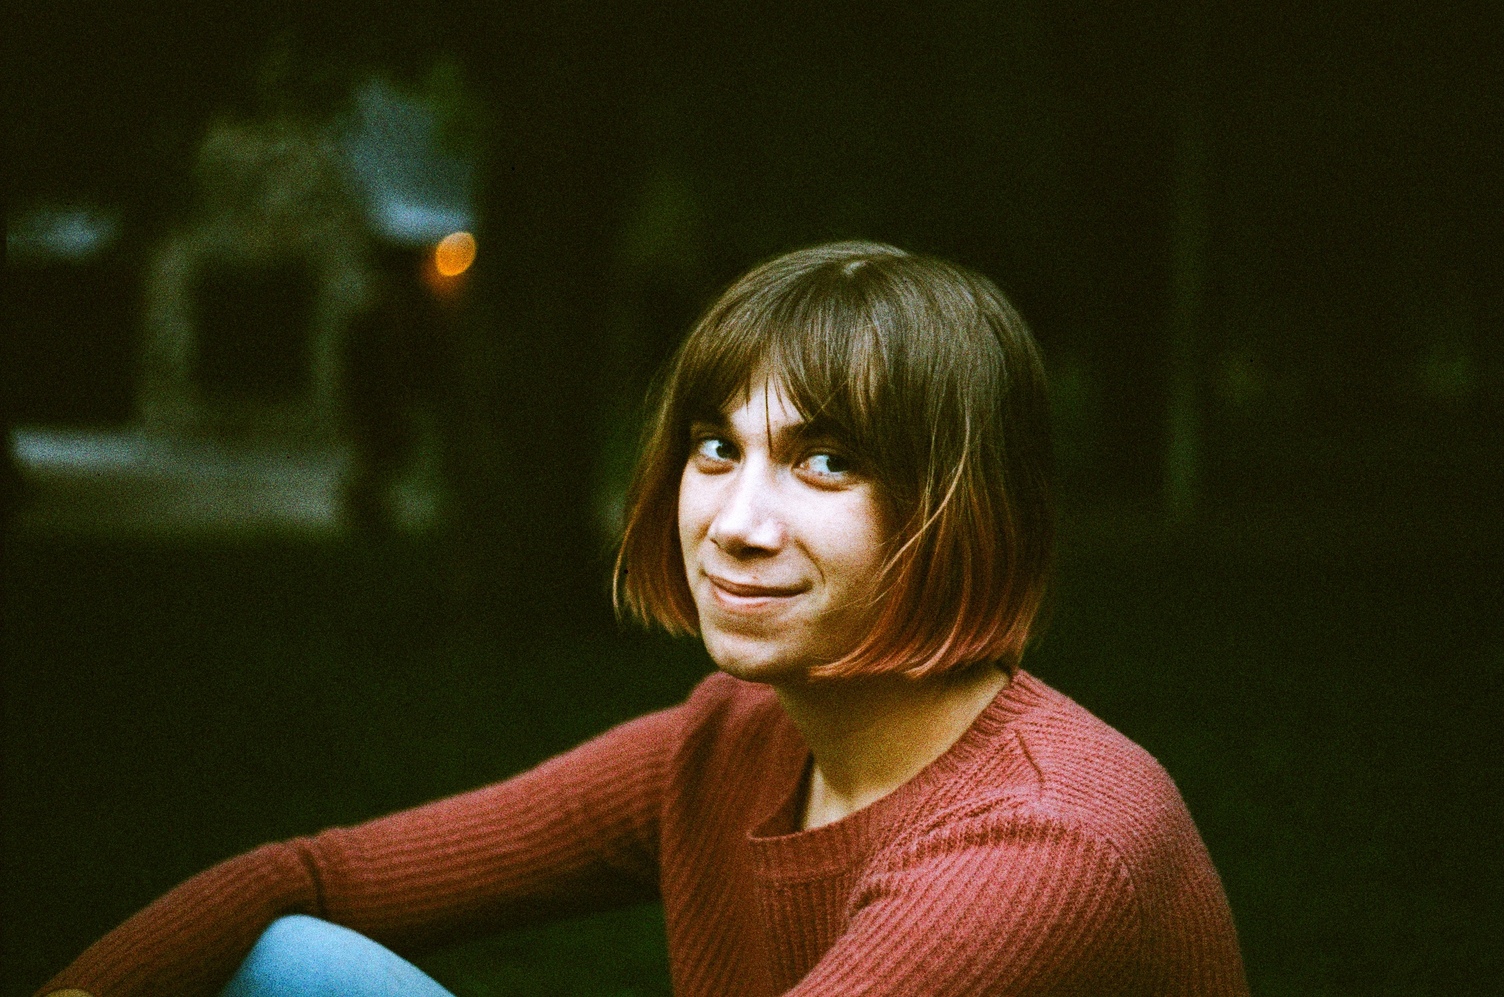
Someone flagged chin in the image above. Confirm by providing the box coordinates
[702,630,809,685]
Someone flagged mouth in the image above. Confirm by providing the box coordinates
[705,573,806,610]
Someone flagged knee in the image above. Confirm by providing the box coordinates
[222,916,358,997]
[221,916,453,997]
[260,914,341,952]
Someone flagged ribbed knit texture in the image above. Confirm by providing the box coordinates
[41,671,1248,996]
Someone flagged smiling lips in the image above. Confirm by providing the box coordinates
[706,574,806,607]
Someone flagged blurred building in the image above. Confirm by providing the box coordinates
[7,69,477,537]
[138,116,372,442]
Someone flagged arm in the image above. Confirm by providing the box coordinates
[786,813,1248,997]
[38,706,681,997]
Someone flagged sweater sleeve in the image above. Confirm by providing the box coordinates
[784,810,1248,997]
[37,705,682,997]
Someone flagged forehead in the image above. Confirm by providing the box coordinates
[698,377,806,434]
[677,317,868,448]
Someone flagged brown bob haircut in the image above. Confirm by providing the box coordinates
[614,240,1053,680]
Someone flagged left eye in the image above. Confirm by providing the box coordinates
[802,452,850,476]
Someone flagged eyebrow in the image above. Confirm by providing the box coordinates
[688,412,846,452]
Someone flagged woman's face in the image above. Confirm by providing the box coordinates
[678,378,888,684]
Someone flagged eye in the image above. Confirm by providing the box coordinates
[692,436,738,464]
[799,451,852,478]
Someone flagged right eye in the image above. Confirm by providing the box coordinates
[692,436,738,463]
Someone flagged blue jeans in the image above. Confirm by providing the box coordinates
[221,915,456,997]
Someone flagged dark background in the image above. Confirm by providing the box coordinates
[5,1,1502,994]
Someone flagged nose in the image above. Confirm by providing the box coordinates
[706,459,785,556]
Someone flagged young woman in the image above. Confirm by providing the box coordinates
[41,242,1249,996]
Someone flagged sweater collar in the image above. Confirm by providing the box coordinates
[746,669,1049,881]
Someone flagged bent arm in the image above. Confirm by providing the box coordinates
[38,706,680,997]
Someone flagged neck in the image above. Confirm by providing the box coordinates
[774,663,1011,830]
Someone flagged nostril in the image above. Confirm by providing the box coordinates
[708,510,781,555]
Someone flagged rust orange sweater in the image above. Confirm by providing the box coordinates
[42,670,1248,996]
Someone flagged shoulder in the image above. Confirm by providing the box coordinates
[893,672,1201,882]
[530,672,789,796]
[677,669,788,742]
[856,673,1247,992]
[656,671,808,834]
[684,667,780,714]
[654,671,801,783]
[1009,672,1184,838]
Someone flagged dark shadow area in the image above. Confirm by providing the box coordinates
[2,535,702,995]
[193,263,317,402]
[5,519,1500,994]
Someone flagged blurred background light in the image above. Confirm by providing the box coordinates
[341,77,476,246]
[433,232,476,277]
[6,205,121,262]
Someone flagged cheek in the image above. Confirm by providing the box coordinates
[677,469,709,556]
[819,495,888,581]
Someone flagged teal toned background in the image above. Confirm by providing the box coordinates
[5,1,1501,993]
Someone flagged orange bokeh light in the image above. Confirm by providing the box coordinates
[433,231,477,277]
